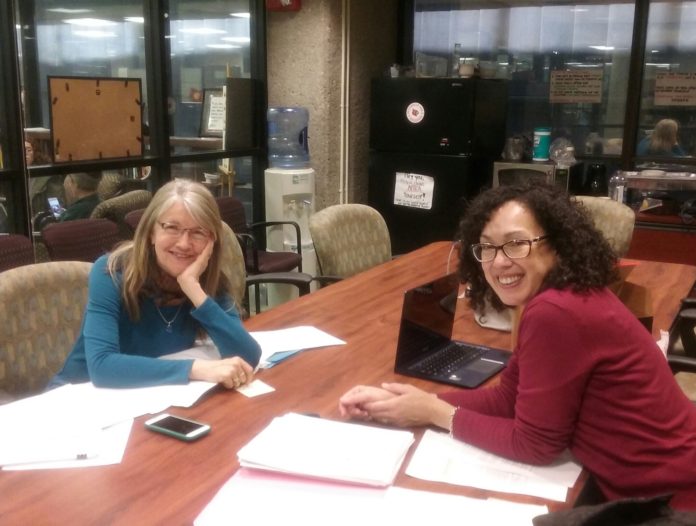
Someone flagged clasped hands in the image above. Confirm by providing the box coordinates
[338,383,454,431]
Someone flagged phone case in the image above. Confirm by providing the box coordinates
[144,416,210,442]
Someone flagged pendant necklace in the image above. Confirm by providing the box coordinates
[155,303,184,333]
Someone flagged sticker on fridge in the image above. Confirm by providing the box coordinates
[393,172,434,210]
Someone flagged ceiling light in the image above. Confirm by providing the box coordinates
[124,17,144,24]
[47,8,93,14]
[230,12,251,18]
[64,18,116,27]
[589,45,614,51]
[206,44,241,49]
[179,28,226,35]
[221,36,250,43]
[72,30,117,38]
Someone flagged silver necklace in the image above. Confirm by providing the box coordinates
[155,303,184,333]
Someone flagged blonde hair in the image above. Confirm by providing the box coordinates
[649,119,679,153]
[107,179,231,319]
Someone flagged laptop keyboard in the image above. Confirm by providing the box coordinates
[412,342,485,376]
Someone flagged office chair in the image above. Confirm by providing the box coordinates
[91,189,153,239]
[42,218,121,262]
[575,195,635,257]
[124,208,146,237]
[309,203,392,283]
[0,261,91,401]
[216,196,305,310]
[220,222,312,315]
[0,234,35,273]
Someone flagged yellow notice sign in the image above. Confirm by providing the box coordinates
[550,70,603,104]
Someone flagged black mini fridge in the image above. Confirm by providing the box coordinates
[368,77,507,253]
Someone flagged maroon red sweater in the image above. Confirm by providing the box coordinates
[439,287,696,510]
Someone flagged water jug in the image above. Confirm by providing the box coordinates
[267,107,309,169]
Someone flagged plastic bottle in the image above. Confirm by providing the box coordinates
[532,127,551,161]
[451,43,462,77]
[267,107,310,169]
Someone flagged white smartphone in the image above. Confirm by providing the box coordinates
[144,413,210,442]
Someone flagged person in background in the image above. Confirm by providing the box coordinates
[50,179,261,389]
[637,118,687,156]
[59,172,102,221]
[339,182,696,510]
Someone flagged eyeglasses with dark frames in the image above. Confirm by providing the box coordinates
[158,222,211,243]
[471,235,549,263]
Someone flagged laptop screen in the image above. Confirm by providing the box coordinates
[394,274,459,368]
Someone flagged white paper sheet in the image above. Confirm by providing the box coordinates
[249,326,346,366]
[195,469,549,526]
[406,430,582,502]
[4,419,133,471]
[0,381,215,467]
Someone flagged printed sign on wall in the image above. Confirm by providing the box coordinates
[549,70,603,104]
[654,72,696,106]
[393,172,434,210]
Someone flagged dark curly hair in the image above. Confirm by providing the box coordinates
[457,182,618,312]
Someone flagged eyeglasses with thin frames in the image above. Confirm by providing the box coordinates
[158,222,211,243]
[471,235,549,263]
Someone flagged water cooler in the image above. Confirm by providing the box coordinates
[264,107,317,308]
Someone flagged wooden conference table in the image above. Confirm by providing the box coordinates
[1,242,695,524]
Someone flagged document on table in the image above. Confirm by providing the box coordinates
[195,468,549,526]
[0,380,215,468]
[237,412,414,487]
[249,326,346,368]
[406,430,582,501]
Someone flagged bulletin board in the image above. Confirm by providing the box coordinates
[48,76,144,163]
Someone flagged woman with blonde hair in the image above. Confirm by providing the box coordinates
[637,118,686,156]
[51,179,260,389]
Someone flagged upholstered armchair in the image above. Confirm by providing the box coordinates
[91,190,152,239]
[309,203,392,282]
[0,234,35,273]
[0,261,91,402]
[42,218,120,262]
[575,195,636,257]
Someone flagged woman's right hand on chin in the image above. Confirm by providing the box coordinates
[190,356,254,389]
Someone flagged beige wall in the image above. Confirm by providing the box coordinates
[266,0,398,210]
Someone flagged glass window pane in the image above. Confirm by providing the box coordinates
[166,0,252,155]
[637,1,696,161]
[17,1,148,221]
[413,1,634,161]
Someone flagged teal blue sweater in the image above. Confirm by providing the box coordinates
[51,255,261,388]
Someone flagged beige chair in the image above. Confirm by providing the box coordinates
[91,190,153,239]
[220,222,312,315]
[0,261,91,402]
[575,195,635,257]
[309,203,392,280]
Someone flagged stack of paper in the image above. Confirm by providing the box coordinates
[237,413,414,487]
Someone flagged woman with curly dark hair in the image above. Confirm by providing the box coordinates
[339,182,696,509]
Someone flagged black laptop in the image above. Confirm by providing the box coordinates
[394,274,511,388]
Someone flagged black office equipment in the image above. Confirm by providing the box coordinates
[368,77,507,253]
[394,274,511,388]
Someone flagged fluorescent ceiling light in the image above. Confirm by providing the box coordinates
[221,36,250,43]
[124,17,144,24]
[64,18,116,27]
[589,45,614,51]
[206,44,241,49]
[48,8,92,14]
[230,12,251,18]
[179,27,226,35]
[646,63,672,67]
[73,30,117,38]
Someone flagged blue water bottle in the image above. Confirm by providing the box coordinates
[267,107,310,168]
